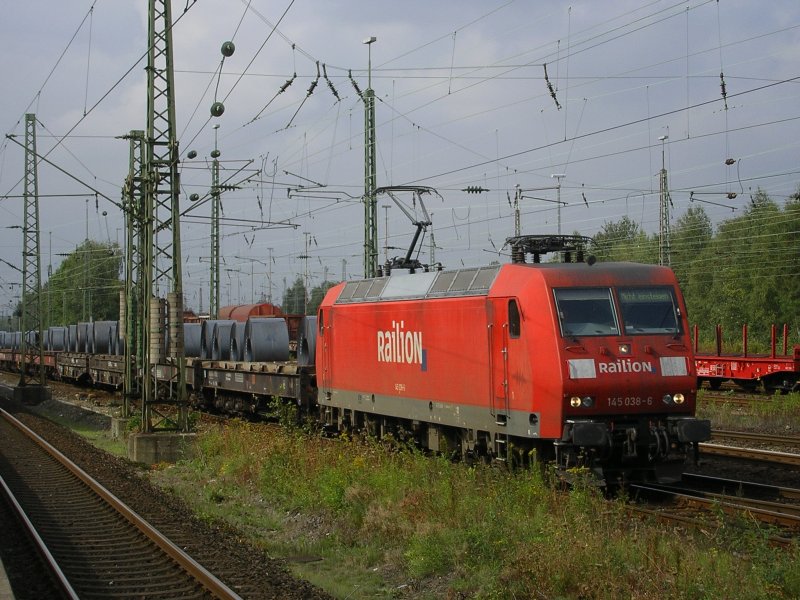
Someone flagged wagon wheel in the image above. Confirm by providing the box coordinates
[707,378,722,391]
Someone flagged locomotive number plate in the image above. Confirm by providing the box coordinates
[608,396,653,407]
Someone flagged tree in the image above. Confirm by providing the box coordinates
[591,216,656,263]
[282,277,307,314]
[42,240,123,326]
[307,281,339,315]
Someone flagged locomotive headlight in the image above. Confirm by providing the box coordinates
[570,396,582,408]
[662,394,673,405]
[673,393,685,405]
[581,396,594,408]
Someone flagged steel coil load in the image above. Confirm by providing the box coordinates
[243,317,289,362]
[201,320,234,359]
[107,322,122,356]
[115,323,123,355]
[297,316,318,366]
[92,321,116,354]
[48,326,68,351]
[76,322,89,353]
[184,323,202,358]
[229,321,246,361]
[68,324,78,352]
[211,321,236,361]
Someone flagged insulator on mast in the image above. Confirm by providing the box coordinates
[349,69,363,99]
[323,63,340,101]
[543,63,561,110]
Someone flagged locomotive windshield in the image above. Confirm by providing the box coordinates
[554,288,618,336]
[617,287,682,335]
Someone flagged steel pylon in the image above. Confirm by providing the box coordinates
[122,130,146,418]
[142,0,188,431]
[19,113,46,388]
[363,88,377,278]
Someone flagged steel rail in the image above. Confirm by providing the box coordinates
[631,483,800,536]
[711,429,800,449]
[700,443,800,467]
[682,472,800,501]
[700,393,766,406]
[627,504,794,548]
[0,475,79,599]
[0,408,242,600]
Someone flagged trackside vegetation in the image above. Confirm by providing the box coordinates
[697,389,800,431]
[152,422,799,599]
[590,188,799,350]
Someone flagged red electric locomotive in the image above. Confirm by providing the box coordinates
[317,237,710,482]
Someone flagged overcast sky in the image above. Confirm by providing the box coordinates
[1,0,798,314]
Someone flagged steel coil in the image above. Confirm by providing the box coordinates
[211,321,236,361]
[48,326,68,351]
[92,321,116,354]
[68,324,78,352]
[107,322,122,356]
[243,317,289,362]
[201,320,234,359]
[297,316,318,366]
[229,321,246,361]
[184,323,202,358]
[76,323,89,353]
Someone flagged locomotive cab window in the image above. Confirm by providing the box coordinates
[554,288,618,337]
[617,287,681,335]
[508,299,520,338]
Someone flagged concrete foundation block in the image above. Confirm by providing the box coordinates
[13,384,52,405]
[111,417,130,440]
[127,432,196,464]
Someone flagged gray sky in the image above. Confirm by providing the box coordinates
[1,0,799,314]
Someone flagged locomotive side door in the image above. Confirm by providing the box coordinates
[488,297,515,425]
[318,308,332,390]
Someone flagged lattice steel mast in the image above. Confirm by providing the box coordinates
[122,130,146,418]
[363,37,378,278]
[210,126,221,318]
[658,135,671,267]
[142,0,188,431]
[19,113,46,388]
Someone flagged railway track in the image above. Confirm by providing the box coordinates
[711,429,800,450]
[700,442,800,467]
[630,473,800,547]
[0,407,242,599]
[700,391,770,406]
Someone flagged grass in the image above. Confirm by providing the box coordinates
[150,421,800,599]
[697,389,800,432]
[39,411,129,457]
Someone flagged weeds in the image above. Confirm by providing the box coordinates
[697,389,800,431]
[154,422,800,599]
